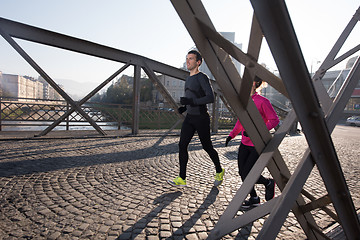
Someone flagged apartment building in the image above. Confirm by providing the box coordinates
[0,72,62,100]
[153,75,185,104]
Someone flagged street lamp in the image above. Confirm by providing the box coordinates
[311,60,321,76]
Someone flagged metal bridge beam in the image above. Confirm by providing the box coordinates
[170,1,321,238]
[0,17,189,135]
[171,0,360,239]
[251,1,360,238]
[0,17,189,82]
[0,26,106,136]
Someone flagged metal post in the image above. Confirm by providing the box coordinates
[211,92,219,133]
[118,105,121,130]
[0,97,2,131]
[66,102,69,130]
[132,65,141,135]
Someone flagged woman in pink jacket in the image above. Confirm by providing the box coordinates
[225,76,279,208]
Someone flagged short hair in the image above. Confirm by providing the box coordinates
[254,76,263,89]
[188,50,203,65]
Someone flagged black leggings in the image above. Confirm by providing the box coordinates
[178,113,222,180]
[238,143,268,197]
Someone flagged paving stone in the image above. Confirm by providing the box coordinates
[147,236,159,240]
[198,231,208,239]
[98,225,110,233]
[0,130,357,239]
[160,223,171,231]
[171,221,182,228]
[47,231,61,240]
[194,225,207,232]
[72,230,83,237]
[185,233,199,240]
[159,230,172,238]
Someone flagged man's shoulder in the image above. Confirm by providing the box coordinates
[196,72,210,82]
[198,71,209,78]
[187,72,209,81]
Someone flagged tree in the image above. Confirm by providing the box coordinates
[90,92,102,102]
[140,78,153,102]
[94,74,154,104]
[104,76,132,104]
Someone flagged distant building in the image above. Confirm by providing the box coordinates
[199,32,242,79]
[186,32,243,113]
[0,74,37,99]
[332,56,360,114]
[262,56,360,118]
[0,71,3,96]
[38,76,63,100]
[118,73,185,106]
[0,73,62,100]
[153,75,185,105]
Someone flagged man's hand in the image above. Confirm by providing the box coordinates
[178,106,187,114]
[180,97,194,106]
[225,136,232,147]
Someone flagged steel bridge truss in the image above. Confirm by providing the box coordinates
[0,17,198,136]
[170,0,360,239]
[1,1,360,239]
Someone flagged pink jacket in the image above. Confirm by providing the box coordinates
[229,93,279,146]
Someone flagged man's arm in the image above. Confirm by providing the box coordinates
[193,73,214,105]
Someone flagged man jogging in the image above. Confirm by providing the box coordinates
[167,50,225,187]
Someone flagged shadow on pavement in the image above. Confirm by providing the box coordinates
[0,138,178,177]
[116,191,182,240]
[170,186,219,238]
[234,222,253,239]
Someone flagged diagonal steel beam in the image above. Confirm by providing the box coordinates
[258,57,360,238]
[300,195,332,214]
[326,56,360,128]
[249,55,360,238]
[37,64,131,136]
[170,0,273,150]
[209,110,297,238]
[0,16,190,135]
[170,1,319,239]
[255,10,360,236]
[0,17,189,81]
[239,14,263,107]
[312,6,360,112]
[141,61,184,119]
[250,1,360,239]
[0,25,106,136]
[213,9,360,240]
[258,149,316,239]
[195,17,288,98]
[300,189,338,222]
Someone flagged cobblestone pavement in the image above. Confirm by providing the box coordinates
[0,127,359,240]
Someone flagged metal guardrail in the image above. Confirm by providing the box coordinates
[0,97,123,131]
[0,96,236,132]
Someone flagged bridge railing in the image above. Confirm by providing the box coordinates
[0,96,237,132]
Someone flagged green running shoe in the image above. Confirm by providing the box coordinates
[167,176,187,187]
[214,168,225,186]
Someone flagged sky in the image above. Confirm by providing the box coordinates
[0,0,359,97]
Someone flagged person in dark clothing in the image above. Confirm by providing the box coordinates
[167,50,224,187]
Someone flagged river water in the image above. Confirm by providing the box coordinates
[1,121,129,131]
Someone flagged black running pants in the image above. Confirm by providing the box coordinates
[178,113,222,180]
[237,143,268,197]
